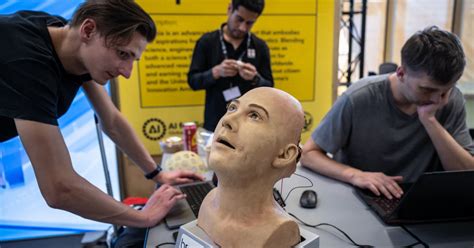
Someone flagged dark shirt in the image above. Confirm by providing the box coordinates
[0,11,91,142]
[188,27,273,131]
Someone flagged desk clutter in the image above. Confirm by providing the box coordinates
[163,151,209,175]
[159,136,183,153]
[160,126,214,176]
[146,167,474,248]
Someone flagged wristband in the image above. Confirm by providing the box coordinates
[145,166,162,180]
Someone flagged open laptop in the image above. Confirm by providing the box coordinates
[355,170,474,225]
[164,180,215,229]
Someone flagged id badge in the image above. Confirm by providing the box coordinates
[247,49,256,58]
[223,86,241,101]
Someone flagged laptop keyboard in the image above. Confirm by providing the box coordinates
[180,182,214,217]
[373,196,401,215]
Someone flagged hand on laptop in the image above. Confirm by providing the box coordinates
[350,171,404,199]
[156,170,205,185]
[140,184,186,227]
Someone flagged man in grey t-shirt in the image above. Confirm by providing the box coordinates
[301,26,474,200]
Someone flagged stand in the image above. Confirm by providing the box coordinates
[174,220,319,248]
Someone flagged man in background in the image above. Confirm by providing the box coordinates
[301,26,474,200]
[188,0,273,132]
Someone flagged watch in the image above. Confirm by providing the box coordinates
[145,166,162,180]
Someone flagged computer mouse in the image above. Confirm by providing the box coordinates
[300,190,317,208]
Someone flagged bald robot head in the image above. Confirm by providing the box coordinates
[200,87,303,248]
[249,87,304,145]
[210,87,304,183]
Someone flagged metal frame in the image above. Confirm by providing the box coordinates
[338,0,367,87]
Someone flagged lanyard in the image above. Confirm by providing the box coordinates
[219,24,251,61]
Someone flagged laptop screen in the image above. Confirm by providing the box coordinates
[397,170,474,221]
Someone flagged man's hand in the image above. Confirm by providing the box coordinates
[350,171,404,199]
[417,88,452,124]
[237,62,258,81]
[140,184,185,226]
[212,59,239,79]
[155,170,205,185]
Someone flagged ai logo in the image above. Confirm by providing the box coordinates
[142,118,167,141]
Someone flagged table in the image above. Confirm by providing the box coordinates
[145,166,474,247]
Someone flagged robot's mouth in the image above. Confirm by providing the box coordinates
[217,137,235,149]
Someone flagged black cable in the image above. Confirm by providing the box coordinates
[289,212,373,248]
[400,225,429,248]
[403,242,423,248]
[283,172,314,202]
[156,242,175,247]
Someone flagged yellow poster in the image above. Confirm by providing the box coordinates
[116,0,338,154]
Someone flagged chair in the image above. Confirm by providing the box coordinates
[368,62,398,77]
[379,62,398,75]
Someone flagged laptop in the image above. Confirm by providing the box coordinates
[355,170,474,225]
[164,180,215,229]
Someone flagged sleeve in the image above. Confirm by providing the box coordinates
[442,89,474,155]
[0,58,59,125]
[311,94,353,154]
[254,42,273,87]
[187,37,218,90]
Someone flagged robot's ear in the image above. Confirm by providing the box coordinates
[296,145,302,163]
[272,144,300,169]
